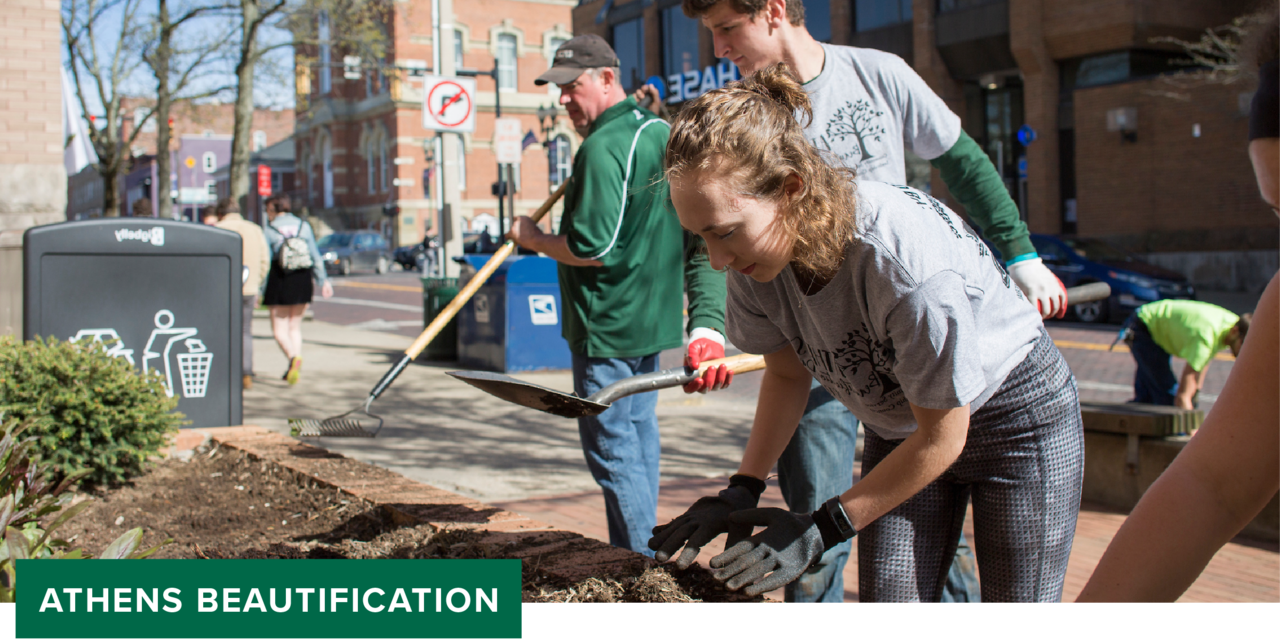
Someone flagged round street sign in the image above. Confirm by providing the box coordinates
[1017,124,1037,146]
[423,75,477,133]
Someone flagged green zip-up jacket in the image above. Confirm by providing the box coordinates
[557,96,726,358]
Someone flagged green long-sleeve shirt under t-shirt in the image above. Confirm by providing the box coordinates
[556,96,726,358]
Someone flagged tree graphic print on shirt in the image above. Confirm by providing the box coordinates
[815,99,889,174]
[793,323,905,415]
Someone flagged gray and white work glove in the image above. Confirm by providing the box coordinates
[709,499,855,596]
[648,474,765,569]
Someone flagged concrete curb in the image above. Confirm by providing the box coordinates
[181,425,657,586]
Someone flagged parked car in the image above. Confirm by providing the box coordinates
[1029,234,1195,323]
[393,236,439,273]
[318,230,392,276]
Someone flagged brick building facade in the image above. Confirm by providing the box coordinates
[293,0,579,248]
[573,0,1277,292]
[66,99,297,222]
[119,98,295,158]
[1,0,65,337]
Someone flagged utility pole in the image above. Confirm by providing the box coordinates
[433,0,462,277]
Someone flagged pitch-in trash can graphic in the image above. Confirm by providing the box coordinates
[23,218,243,428]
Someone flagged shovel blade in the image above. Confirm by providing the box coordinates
[447,370,611,418]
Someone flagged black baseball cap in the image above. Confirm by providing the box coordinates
[534,34,621,86]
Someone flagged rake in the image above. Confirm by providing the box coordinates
[290,179,571,438]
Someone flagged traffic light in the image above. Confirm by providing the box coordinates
[382,203,400,217]
[167,117,174,140]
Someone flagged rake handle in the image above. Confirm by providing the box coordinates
[1065,282,1111,305]
[367,180,571,402]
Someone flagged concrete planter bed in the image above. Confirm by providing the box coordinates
[57,426,763,603]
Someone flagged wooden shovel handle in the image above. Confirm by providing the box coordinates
[696,352,766,375]
[405,180,570,360]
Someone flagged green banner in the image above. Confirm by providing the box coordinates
[16,559,521,638]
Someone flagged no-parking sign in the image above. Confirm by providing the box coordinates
[422,75,477,133]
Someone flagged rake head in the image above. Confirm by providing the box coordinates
[289,402,384,438]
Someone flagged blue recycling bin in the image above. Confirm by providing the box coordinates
[456,255,573,372]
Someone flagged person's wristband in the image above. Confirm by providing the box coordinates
[1005,252,1039,267]
[727,474,766,501]
[810,496,857,551]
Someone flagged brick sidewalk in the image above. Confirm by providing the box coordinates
[495,475,1280,603]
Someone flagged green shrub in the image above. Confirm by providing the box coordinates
[0,336,186,486]
[0,416,169,602]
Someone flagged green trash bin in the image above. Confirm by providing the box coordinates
[421,277,460,360]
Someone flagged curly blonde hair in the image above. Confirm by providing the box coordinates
[665,63,856,279]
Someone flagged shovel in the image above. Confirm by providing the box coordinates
[447,353,767,419]
[290,180,571,438]
[446,282,1112,419]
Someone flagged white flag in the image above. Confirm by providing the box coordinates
[61,66,97,176]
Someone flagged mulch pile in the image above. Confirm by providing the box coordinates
[55,444,762,603]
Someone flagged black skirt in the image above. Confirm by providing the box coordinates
[262,263,314,306]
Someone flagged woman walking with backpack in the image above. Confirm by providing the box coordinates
[262,195,332,385]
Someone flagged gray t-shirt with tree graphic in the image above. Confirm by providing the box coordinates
[804,43,961,181]
[725,182,1043,441]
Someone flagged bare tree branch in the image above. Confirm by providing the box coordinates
[63,0,150,217]
[1150,11,1268,89]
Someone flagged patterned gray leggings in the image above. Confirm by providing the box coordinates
[859,331,1084,602]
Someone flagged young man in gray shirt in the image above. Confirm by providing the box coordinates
[649,0,1067,603]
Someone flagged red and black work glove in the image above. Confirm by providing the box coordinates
[685,328,731,394]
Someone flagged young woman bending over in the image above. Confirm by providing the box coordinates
[649,64,1084,602]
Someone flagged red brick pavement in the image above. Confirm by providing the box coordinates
[1046,323,1233,410]
[495,475,1279,603]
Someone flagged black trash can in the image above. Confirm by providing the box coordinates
[23,218,242,428]
[421,276,460,361]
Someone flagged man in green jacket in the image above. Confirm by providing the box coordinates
[649,0,1068,602]
[507,35,728,557]
[1130,300,1250,410]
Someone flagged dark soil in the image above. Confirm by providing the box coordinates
[57,444,762,603]
[58,444,371,560]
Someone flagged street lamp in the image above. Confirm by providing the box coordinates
[457,60,512,239]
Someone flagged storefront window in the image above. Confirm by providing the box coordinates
[662,7,700,79]
[856,0,912,32]
[803,0,832,42]
[497,34,517,91]
[938,0,997,12]
[612,18,645,92]
[550,135,572,187]
[454,29,465,71]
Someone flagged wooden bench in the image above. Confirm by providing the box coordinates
[1080,402,1277,542]
[1081,401,1203,437]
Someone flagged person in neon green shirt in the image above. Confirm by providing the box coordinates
[1130,300,1251,409]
